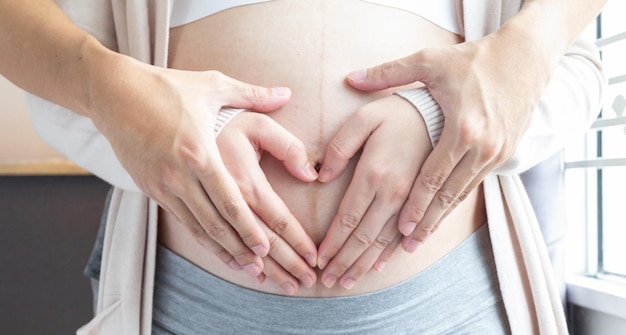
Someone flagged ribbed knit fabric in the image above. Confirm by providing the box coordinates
[395,88,444,147]
[214,107,243,137]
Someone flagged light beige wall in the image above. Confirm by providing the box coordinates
[0,75,67,162]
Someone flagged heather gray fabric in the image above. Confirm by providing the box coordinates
[150,225,510,335]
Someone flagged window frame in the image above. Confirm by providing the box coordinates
[564,8,626,321]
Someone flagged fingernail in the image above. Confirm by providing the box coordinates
[374,260,387,271]
[305,253,317,268]
[272,87,291,97]
[304,163,318,180]
[342,277,356,290]
[400,222,417,236]
[317,166,332,183]
[228,260,243,271]
[300,273,315,287]
[244,263,263,277]
[323,274,337,288]
[405,239,422,253]
[251,244,269,257]
[347,69,367,82]
[281,282,297,295]
[317,256,329,269]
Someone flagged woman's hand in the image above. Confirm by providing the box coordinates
[343,32,542,250]
[316,94,432,289]
[217,112,318,294]
[88,56,317,278]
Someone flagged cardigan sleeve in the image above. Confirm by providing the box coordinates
[395,35,605,174]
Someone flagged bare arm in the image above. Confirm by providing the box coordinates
[0,0,96,116]
[0,0,319,289]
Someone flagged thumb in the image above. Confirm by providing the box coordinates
[219,73,292,112]
[346,50,432,92]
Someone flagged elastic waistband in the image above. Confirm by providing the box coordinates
[152,225,509,334]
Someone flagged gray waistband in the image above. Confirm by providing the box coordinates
[152,225,510,335]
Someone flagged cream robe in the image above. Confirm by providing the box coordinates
[24,1,605,334]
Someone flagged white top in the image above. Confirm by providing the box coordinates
[169,0,463,35]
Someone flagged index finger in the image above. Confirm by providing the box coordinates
[397,129,464,237]
[193,146,271,257]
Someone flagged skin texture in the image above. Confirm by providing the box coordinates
[0,0,320,284]
[0,0,606,294]
[315,0,607,287]
[161,0,483,296]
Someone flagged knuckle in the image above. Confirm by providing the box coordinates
[338,213,361,232]
[458,120,481,142]
[373,234,392,250]
[351,231,375,249]
[375,61,397,81]
[187,223,207,239]
[480,140,501,161]
[230,247,253,263]
[419,174,445,194]
[215,248,232,262]
[406,203,426,221]
[203,222,228,240]
[327,136,351,162]
[389,183,410,202]
[416,48,435,64]
[268,216,291,236]
[247,85,268,102]
[457,190,470,203]
[220,199,243,222]
[415,225,432,241]
[435,190,457,207]
[204,70,223,85]
[179,143,211,175]
[266,231,280,252]
[366,169,385,185]
[285,138,307,161]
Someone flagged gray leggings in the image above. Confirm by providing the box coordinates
[147,225,510,335]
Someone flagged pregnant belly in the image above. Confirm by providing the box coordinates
[159,0,485,297]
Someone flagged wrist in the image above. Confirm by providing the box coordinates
[81,35,125,118]
[82,39,157,135]
[490,16,554,94]
[499,0,587,71]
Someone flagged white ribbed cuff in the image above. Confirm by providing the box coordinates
[394,87,444,147]
[214,107,244,137]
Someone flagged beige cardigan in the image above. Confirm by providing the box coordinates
[25,1,604,334]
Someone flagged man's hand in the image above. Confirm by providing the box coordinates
[89,62,317,279]
[343,33,539,251]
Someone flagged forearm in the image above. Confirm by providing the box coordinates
[497,38,604,173]
[499,0,606,75]
[0,0,115,117]
[492,0,607,173]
